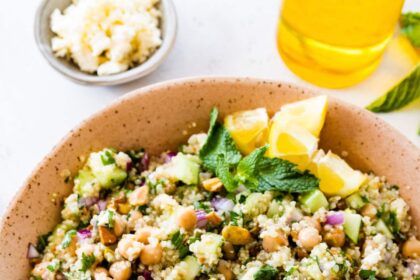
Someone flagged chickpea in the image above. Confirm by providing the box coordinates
[298,227,321,251]
[127,210,142,230]
[140,243,163,265]
[136,227,152,244]
[177,208,197,231]
[262,230,288,253]
[304,216,321,232]
[128,186,149,206]
[217,260,234,280]
[117,237,142,261]
[402,238,420,258]
[109,261,132,280]
[222,241,237,260]
[323,228,345,247]
[361,204,377,219]
[94,267,109,280]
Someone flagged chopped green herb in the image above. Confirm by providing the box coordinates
[170,231,189,259]
[36,232,52,253]
[107,210,114,229]
[361,195,370,203]
[236,146,319,193]
[254,265,278,280]
[194,201,213,213]
[61,229,77,249]
[30,275,42,280]
[100,150,116,165]
[80,253,96,272]
[47,260,61,272]
[229,211,243,227]
[138,205,148,215]
[359,269,376,280]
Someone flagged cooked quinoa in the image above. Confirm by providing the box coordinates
[29,106,420,280]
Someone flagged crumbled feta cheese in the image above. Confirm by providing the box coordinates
[50,0,162,75]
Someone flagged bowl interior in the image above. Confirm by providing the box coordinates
[35,0,177,85]
[1,78,420,277]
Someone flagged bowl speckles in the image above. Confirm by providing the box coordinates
[1,77,419,277]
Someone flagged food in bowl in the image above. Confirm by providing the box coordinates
[50,0,162,76]
[28,96,420,279]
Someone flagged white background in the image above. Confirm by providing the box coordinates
[0,0,419,216]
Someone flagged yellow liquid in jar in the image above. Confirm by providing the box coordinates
[277,0,404,88]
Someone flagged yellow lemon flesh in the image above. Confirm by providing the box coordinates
[317,151,367,197]
[224,108,269,155]
[273,95,328,137]
[306,149,325,176]
[268,122,318,170]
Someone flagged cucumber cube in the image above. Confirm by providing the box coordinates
[345,193,365,210]
[343,211,362,243]
[375,219,394,239]
[163,154,200,185]
[299,189,328,213]
[179,256,200,280]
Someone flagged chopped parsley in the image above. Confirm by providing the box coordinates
[36,232,52,253]
[80,253,96,272]
[170,231,189,259]
[107,210,115,229]
[359,269,376,280]
[194,201,213,213]
[229,211,244,227]
[47,260,61,272]
[100,149,116,165]
[254,265,278,280]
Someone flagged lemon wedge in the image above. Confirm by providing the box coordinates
[317,151,367,197]
[273,95,328,137]
[306,149,325,176]
[268,121,318,170]
[224,108,269,154]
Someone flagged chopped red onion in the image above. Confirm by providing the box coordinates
[211,197,234,213]
[97,200,107,211]
[141,269,153,280]
[77,228,92,240]
[141,153,150,171]
[126,160,133,172]
[196,210,207,228]
[164,151,177,163]
[326,212,344,225]
[26,243,40,259]
[78,196,99,208]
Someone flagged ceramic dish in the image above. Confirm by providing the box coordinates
[34,0,177,86]
[0,78,419,278]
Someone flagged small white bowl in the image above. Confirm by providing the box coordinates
[34,0,177,86]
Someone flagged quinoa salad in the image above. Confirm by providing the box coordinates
[29,96,420,280]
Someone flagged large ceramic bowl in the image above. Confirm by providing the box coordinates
[1,78,420,277]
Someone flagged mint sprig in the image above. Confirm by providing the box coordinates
[401,12,420,48]
[199,108,319,193]
[366,64,420,112]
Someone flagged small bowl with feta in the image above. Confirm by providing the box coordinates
[34,0,177,85]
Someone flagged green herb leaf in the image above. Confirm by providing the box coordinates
[61,229,77,249]
[100,149,116,165]
[199,108,242,173]
[359,269,376,280]
[47,260,61,272]
[80,253,96,272]
[215,154,238,192]
[194,201,213,213]
[170,231,189,259]
[36,232,52,253]
[229,210,243,226]
[254,265,278,280]
[236,146,319,193]
[366,64,420,112]
[107,210,114,229]
[401,12,420,47]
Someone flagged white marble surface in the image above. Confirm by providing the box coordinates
[0,0,419,216]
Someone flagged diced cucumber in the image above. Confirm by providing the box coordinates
[267,200,283,218]
[343,211,362,243]
[243,193,270,218]
[375,219,394,239]
[88,150,127,189]
[299,189,328,213]
[178,256,200,280]
[75,169,95,187]
[345,193,365,210]
[163,154,200,185]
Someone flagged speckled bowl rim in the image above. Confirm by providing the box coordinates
[1,77,420,277]
[34,0,177,86]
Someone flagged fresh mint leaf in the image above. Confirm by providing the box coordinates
[401,12,420,47]
[366,64,420,112]
[254,265,278,280]
[199,108,242,172]
[236,146,319,193]
[215,154,238,192]
[80,253,95,272]
[61,229,77,249]
[359,269,376,280]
